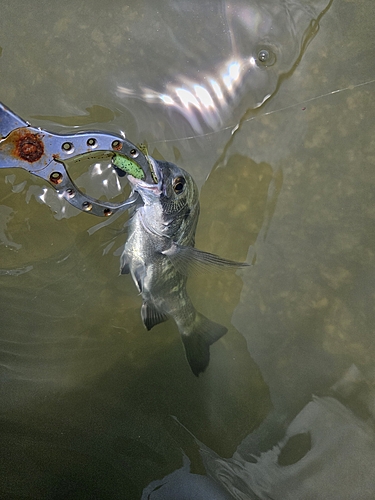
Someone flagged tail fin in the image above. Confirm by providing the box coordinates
[180,313,227,377]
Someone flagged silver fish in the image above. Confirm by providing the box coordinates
[121,158,247,376]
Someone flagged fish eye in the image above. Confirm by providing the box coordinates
[173,176,186,194]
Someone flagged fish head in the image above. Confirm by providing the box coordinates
[128,158,199,242]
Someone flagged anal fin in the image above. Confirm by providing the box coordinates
[181,313,227,377]
[141,302,168,331]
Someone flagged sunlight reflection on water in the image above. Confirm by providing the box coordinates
[115,0,331,135]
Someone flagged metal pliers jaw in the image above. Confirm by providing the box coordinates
[0,102,152,217]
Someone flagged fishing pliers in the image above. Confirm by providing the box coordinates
[0,102,152,217]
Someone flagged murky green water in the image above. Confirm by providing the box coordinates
[1,0,375,498]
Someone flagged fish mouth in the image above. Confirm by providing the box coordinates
[128,157,162,194]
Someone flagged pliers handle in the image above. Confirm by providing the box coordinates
[0,102,151,217]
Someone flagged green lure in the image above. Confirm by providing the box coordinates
[138,143,158,184]
[112,153,145,179]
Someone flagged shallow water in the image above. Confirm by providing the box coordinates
[1,0,375,498]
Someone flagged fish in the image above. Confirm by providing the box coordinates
[120,157,247,376]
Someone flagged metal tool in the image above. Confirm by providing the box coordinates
[0,102,153,217]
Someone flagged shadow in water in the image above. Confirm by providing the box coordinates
[0,152,279,498]
[142,366,375,499]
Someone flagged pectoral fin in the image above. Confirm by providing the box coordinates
[141,302,168,330]
[162,243,249,276]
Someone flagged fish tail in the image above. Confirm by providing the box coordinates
[180,313,227,377]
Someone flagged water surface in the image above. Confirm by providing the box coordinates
[0,0,375,498]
